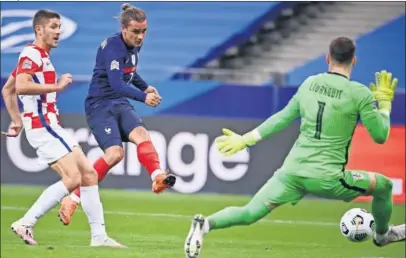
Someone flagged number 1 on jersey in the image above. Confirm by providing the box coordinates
[315,101,326,139]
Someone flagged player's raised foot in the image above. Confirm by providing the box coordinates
[90,236,127,248]
[373,224,406,247]
[11,220,37,245]
[184,214,205,258]
[152,170,176,194]
[58,196,79,225]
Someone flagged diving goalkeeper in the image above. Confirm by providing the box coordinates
[184,37,405,258]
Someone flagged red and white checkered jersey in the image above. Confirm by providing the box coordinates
[13,44,60,130]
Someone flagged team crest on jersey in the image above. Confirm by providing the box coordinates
[351,172,364,181]
[110,60,119,70]
[22,59,32,69]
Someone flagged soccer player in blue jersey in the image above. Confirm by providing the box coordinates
[58,3,176,225]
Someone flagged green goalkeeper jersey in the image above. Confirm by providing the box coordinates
[256,72,390,178]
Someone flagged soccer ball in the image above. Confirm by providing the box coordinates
[340,208,375,243]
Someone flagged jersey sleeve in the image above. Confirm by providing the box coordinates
[103,44,147,102]
[354,84,390,143]
[11,67,17,77]
[257,90,300,139]
[15,47,42,76]
[131,46,148,91]
[131,72,148,91]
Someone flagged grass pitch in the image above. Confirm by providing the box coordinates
[1,185,404,258]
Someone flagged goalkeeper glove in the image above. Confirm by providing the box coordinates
[215,128,260,157]
[369,70,398,115]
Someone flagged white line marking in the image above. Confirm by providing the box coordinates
[1,205,337,227]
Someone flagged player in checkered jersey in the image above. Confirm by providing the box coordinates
[1,9,124,248]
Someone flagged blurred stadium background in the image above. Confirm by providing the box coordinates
[1,2,405,257]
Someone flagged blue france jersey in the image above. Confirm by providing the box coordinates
[85,33,148,111]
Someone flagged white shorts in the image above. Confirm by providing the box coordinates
[25,126,79,164]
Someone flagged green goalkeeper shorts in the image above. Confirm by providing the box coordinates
[251,169,373,206]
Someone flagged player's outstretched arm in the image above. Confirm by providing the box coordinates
[15,73,71,95]
[369,70,398,117]
[357,90,390,144]
[356,71,397,144]
[131,72,149,92]
[255,93,300,140]
[14,48,71,95]
[216,93,300,156]
[104,48,147,102]
[107,66,148,102]
[1,73,21,126]
[1,72,23,137]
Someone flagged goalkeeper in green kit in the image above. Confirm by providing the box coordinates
[184,37,405,258]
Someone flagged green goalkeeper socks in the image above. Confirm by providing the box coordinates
[207,201,270,230]
[372,173,393,234]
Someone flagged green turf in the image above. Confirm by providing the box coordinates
[1,185,405,258]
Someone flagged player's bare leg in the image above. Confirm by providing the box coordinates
[11,149,82,245]
[129,126,176,193]
[59,125,177,225]
[59,148,121,225]
[73,147,126,248]
[59,126,177,226]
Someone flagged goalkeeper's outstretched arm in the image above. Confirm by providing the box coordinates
[215,92,300,157]
[357,71,397,144]
[243,93,300,145]
[356,86,390,144]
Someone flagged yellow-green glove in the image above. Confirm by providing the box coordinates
[215,128,259,157]
[369,70,398,114]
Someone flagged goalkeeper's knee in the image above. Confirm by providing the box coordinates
[372,173,393,198]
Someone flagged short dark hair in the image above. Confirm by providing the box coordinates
[120,3,147,27]
[329,37,356,65]
[33,9,60,34]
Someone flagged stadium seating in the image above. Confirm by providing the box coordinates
[1,2,278,82]
[1,2,404,125]
[287,14,405,88]
[198,2,405,86]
